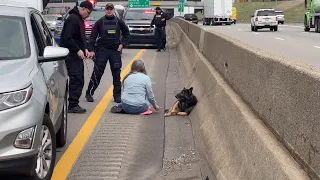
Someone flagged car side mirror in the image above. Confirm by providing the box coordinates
[39,46,69,63]
[251,15,254,17]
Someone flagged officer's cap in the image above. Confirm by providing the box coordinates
[105,3,114,9]
[155,7,161,10]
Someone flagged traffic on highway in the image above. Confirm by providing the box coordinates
[1,0,320,179]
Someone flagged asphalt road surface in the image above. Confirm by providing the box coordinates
[199,23,320,69]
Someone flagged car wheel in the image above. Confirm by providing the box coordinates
[304,16,310,31]
[274,26,278,31]
[254,26,258,31]
[251,25,254,31]
[56,91,68,148]
[32,114,56,180]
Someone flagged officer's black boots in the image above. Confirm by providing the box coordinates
[86,94,94,102]
[68,105,86,114]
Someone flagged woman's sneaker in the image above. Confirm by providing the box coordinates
[111,105,123,113]
[140,107,152,115]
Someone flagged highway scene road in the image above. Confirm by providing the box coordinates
[200,23,320,68]
[4,0,320,179]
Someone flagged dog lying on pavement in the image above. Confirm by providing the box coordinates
[164,87,198,117]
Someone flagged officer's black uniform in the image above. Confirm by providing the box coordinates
[86,4,130,103]
[60,2,93,113]
[151,7,170,51]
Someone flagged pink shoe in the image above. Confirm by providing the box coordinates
[140,107,152,115]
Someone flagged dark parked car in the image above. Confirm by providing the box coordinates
[123,8,157,47]
[184,13,198,24]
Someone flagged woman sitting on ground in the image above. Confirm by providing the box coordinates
[111,59,160,115]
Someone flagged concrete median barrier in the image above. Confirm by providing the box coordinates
[167,19,312,179]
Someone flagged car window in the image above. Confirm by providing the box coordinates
[184,14,196,18]
[48,7,67,15]
[257,10,276,16]
[87,10,105,21]
[276,11,284,15]
[0,15,30,60]
[124,9,155,20]
[32,13,53,46]
[43,15,56,21]
[31,14,45,56]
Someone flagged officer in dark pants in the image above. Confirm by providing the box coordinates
[150,7,170,51]
[60,1,94,113]
[85,3,130,103]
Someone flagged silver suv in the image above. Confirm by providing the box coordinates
[0,3,69,180]
[251,9,278,31]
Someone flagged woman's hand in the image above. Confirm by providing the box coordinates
[154,105,161,111]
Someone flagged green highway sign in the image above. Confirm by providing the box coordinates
[178,3,184,12]
[128,0,150,8]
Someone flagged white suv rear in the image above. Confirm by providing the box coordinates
[251,9,278,31]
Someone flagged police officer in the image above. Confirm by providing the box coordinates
[150,7,170,51]
[85,3,130,103]
[60,0,93,114]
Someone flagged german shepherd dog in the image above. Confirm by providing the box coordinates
[164,87,198,117]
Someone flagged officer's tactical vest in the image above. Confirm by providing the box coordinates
[154,12,164,27]
[100,17,119,42]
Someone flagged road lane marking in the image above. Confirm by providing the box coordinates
[314,46,320,49]
[51,49,146,180]
[254,32,259,35]
[275,37,284,40]
[238,29,242,31]
[282,25,304,28]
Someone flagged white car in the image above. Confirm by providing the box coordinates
[0,2,69,180]
[251,9,278,31]
[43,14,63,31]
[275,10,285,24]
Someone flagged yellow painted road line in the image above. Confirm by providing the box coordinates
[52,49,146,180]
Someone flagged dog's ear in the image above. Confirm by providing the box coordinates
[188,87,193,94]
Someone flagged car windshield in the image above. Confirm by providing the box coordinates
[185,14,196,18]
[87,11,105,21]
[0,16,30,60]
[43,15,56,21]
[124,9,155,20]
[257,10,276,16]
[276,11,284,15]
[48,7,67,14]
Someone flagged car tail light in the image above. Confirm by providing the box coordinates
[144,10,155,14]
[255,17,258,21]
[276,16,278,21]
